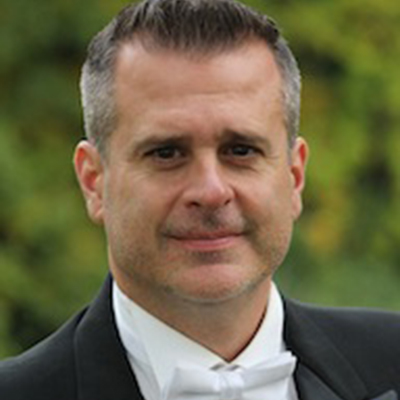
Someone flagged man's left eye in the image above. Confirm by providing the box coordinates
[227,144,258,157]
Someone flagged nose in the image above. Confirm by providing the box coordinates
[182,157,234,209]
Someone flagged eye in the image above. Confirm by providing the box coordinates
[224,144,261,158]
[230,144,257,156]
[150,146,181,160]
[143,144,187,168]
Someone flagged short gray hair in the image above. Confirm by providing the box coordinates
[80,0,301,154]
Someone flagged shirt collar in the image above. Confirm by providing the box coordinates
[113,281,286,392]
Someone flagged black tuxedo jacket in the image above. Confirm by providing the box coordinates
[1,276,399,400]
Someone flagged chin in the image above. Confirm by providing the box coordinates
[167,266,270,305]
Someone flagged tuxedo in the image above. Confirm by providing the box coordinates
[0,276,399,400]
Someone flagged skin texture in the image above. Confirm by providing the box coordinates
[74,39,308,360]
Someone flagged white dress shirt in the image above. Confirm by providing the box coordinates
[113,282,299,400]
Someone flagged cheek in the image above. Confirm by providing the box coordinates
[239,173,296,230]
[107,177,180,234]
[242,176,289,207]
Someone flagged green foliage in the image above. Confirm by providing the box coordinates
[1,0,399,357]
[261,0,400,309]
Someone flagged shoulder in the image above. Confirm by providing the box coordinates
[287,299,400,344]
[0,308,87,400]
[285,298,400,386]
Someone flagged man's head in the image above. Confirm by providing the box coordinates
[74,0,308,313]
[80,0,301,155]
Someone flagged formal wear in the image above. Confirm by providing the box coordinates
[113,281,298,399]
[0,275,399,400]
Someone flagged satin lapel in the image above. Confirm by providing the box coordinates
[73,276,145,400]
[283,298,369,400]
[295,363,346,400]
[293,365,398,400]
[371,391,398,400]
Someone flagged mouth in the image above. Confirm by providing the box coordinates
[168,231,244,251]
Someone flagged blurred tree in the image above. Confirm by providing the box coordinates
[0,0,399,357]
[261,0,400,307]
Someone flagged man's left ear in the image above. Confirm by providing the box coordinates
[290,136,309,220]
[73,140,105,224]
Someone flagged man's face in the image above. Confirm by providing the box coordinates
[75,40,307,308]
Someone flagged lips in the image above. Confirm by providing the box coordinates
[167,230,243,251]
[171,230,242,240]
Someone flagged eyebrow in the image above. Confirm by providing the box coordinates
[221,130,271,146]
[130,134,191,157]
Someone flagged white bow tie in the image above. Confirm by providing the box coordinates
[162,351,297,400]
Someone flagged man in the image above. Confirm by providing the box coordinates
[1,0,399,399]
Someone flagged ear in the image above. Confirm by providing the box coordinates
[73,140,105,224]
[290,136,309,220]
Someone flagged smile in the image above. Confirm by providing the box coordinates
[169,233,243,251]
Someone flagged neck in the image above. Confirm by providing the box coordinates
[115,273,271,362]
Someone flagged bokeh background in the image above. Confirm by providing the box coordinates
[1,0,399,357]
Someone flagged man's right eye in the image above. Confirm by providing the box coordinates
[143,145,187,166]
[150,146,180,159]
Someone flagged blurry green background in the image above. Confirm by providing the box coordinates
[1,0,399,357]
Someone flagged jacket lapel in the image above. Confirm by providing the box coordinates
[73,276,144,400]
[284,298,368,400]
[284,299,398,400]
[295,363,347,400]
[371,391,398,400]
[295,365,398,400]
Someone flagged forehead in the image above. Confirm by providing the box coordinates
[110,39,286,152]
[114,38,282,103]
